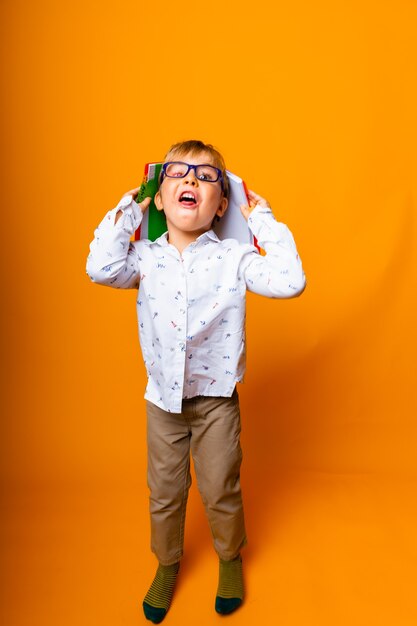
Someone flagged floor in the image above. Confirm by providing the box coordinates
[1,471,416,626]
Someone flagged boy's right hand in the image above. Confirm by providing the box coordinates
[115,189,152,224]
[121,187,152,214]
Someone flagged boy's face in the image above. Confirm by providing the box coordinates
[154,151,228,237]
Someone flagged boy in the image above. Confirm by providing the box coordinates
[86,140,306,623]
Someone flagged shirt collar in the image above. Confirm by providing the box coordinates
[151,229,220,248]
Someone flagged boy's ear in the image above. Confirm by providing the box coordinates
[154,190,164,211]
[216,196,228,218]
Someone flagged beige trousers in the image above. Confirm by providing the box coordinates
[145,387,247,565]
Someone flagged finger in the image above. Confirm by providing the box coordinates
[138,196,152,212]
[248,189,269,204]
[240,204,250,221]
[247,189,263,199]
[247,189,270,208]
[122,186,142,198]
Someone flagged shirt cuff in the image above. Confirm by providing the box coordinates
[248,204,276,232]
[247,205,289,239]
[115,195,143,232]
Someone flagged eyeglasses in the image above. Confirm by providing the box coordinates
[160,161,224,190]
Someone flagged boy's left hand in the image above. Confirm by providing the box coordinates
[240,189,270,221]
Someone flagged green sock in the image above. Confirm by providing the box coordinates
[143,562,180,624]
[215,554,244,615]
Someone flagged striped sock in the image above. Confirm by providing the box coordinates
[215,554,244,615]
[143,562,180,624]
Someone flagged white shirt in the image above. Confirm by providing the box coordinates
[86,196,306,412]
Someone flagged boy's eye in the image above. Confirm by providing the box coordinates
[166,163,188,177]
[196,167,216,181]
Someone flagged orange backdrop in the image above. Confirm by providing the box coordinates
[1,1,417,625]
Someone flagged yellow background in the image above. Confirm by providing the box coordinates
[1,1,417,625]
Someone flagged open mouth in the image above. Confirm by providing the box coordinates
[178,191,198,207]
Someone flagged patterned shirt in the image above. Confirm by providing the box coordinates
[86,196,306,412]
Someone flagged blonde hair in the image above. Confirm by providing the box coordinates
[160,139,229,198]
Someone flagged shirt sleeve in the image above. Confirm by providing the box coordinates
[239,205,307,298]
[86,196,143,289]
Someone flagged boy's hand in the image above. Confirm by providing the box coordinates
[121,188,152,214]
[115,189,152,224]
[240,189,270,221]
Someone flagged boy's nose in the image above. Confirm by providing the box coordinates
[184,169,199,185]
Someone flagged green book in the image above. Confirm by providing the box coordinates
[134,163,165,241]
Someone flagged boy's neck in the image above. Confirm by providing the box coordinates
[167,224,211,254]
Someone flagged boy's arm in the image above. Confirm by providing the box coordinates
[86,195,149,289]
[240,204,306,298]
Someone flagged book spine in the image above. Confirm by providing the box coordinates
[134,163,150,241]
